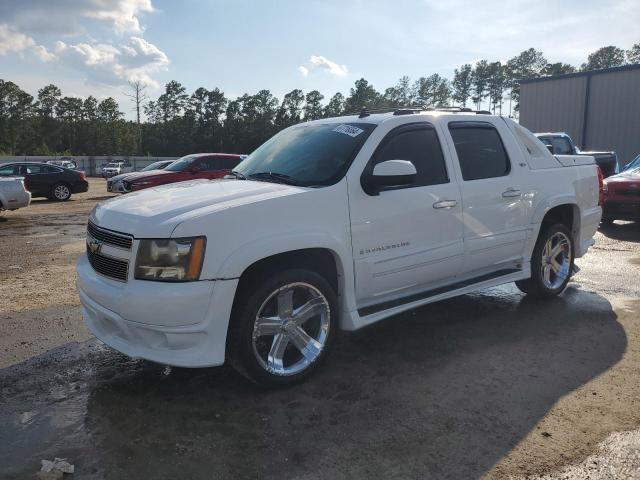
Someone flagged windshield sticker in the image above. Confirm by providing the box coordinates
[333,124,364,138]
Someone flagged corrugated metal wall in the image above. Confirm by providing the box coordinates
[519,66,640,165]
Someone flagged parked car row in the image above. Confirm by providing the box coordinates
[0,162,88,202]
[105,153,246,193]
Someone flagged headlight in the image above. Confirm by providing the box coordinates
[135,237,206,281]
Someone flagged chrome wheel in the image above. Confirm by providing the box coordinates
[54,184,70,200]
[540,231,572,289]
[252,282,330,377]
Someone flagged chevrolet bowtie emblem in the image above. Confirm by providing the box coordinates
[87,238,102,254]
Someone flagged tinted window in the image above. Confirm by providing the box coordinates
[45,166,62,173]
[235,122,377,186]
[196,157,222,171]
[19,164,45,175]
[372,125,448,188]
[449,123,510,181]
[220,157,240,169]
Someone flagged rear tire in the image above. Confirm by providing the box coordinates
[228,268,338,387]
[51,182,71,201]
[515,223,574,298]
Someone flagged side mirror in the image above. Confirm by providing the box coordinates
[545,144,555,154]
[363,160,417,195]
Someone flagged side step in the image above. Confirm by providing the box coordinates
[357,268,521,317]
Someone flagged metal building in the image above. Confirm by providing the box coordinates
[519,64,640,166]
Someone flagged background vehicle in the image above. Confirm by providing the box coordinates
[46,158,77,169]
[107,160,175,193]
[0,162,88,201]
[77,109,601,387]
[0,177,31,211]
[601,168,640,224]
[118,153,243,192]
[101,161,133,178]
[622,154,640,172]
[535,132,619,177]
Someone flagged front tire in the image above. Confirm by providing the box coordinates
[51,183,71,201]
[228,269,337,387]
[515,223,574,298]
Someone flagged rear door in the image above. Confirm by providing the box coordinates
[445,120,528,274]
[349,122,464,307]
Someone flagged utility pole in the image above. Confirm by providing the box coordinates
[124,81,147,155]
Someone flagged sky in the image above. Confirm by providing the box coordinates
[0,0,638,118]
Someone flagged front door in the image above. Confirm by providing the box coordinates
[349,123,464,308]
[445,120,528,274]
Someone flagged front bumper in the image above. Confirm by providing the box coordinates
[76,254,238,367]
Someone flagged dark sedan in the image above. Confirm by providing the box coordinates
[0,162,88,201]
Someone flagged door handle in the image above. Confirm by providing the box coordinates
[502,188,522,198]
[433,199,457,209]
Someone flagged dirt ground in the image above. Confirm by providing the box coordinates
[1,177,639,479]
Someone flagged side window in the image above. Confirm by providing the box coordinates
[197,157,223,171]
[220,157,240,169]
[552,137,573,155]
[46,166,63,173]
[0,165,15,176]
[448,123,510,181]
[20,165,44,175]
[372,125,448,188]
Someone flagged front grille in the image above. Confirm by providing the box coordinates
[87,247,129,282]
[87,221,132,250]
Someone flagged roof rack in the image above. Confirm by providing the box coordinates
[348,106,494,118]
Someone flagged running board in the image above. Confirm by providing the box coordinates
[357,268,521,317]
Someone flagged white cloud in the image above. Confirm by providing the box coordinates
[298,65,309,77]
[0,0,153,36]
[309,55,348,76]
[53,36,169,87]
[0,0,166,86]
[0,24,54,61]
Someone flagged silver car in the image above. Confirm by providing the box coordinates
[0,176,31,211]
[106,160,176,193]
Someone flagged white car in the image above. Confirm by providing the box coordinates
[101,162,133,178]
[0,176,31,211]
[47,159,77,169]
[77,109,602,386]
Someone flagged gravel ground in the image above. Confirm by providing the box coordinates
[0,179,639,479]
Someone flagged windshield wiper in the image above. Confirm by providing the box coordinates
[225,170,247,180]
[247,172,299,185]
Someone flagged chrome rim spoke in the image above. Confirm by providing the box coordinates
[277,288,294,318]
[267,333,289,373]
[252,282,331,377]
[288,326,322,361]
[254,316,283,337]
[292,296,325,326]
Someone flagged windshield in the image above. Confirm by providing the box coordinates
[142,161,170,171]
[234,122,376,186]
[164,155,199,172]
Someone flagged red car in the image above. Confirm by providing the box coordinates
[602,167,640,224]
[121,153,244,193]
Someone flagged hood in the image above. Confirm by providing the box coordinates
[127,170,173,183]
[90,179,305,237]
[605,168,640,185]
[111,170,164,183]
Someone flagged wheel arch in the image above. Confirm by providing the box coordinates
[531,196,581,243]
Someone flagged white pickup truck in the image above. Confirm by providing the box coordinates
[101,161,133,178]
[77,109,602,386]
[0,176,31,211]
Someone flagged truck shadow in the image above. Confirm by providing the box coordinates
[0,285,626,479]
[599,220,640,243]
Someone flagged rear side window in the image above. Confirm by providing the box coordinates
[449,123,510,181]
[372,125,448,188]
[220,157,240,169]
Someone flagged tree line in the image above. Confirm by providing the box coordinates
[1,43,638,157]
